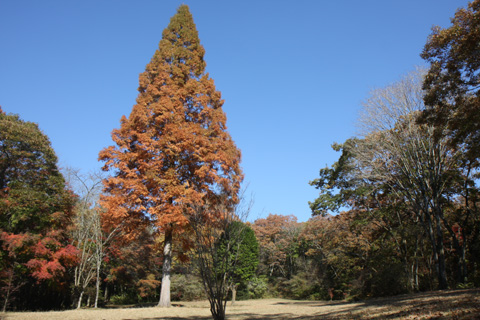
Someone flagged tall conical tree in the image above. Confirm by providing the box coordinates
[99,5,243,307]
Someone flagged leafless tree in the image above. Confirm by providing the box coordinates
[188,192,252,320]
[357,68,426,136]
[64,168,120,308]
[354,69,459,289]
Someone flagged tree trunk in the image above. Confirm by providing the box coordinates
[158,228,173,307]
[210,299,226,320]
[104,285,109,302]
[2,294,8,313]
[414,240,420,292]
[423,212,448,290]
[2,270,15,313]
[413,237,420,292]
[435,214,448,289]
[94,261,101,308]
[77,290,84,309]
[460,239,467,283]
[231,284,238,306]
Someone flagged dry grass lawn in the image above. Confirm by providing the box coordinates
[2,288,479,320]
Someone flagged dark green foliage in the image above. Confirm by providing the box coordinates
[0,109,76,311]
[308,139,374,216]
[223,221,259,288]
[109,293,137,306]
[0,109,72,234]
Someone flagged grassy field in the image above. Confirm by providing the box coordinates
[2,288,479,320]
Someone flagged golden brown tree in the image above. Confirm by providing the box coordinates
[99,5,243,307]
[420,0,480,161]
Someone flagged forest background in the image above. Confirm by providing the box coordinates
[1,0,480,314]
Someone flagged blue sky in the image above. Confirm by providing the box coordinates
[0,0,470,222]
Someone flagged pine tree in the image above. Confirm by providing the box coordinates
[99,5,243,307]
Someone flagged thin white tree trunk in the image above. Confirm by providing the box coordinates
[77,290,84,309]
[94,263,100,308]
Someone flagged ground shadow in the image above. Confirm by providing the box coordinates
[125,318,211,320]
[105,302,187,309]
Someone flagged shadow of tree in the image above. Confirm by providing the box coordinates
[124,318,212,320]
[265,289,480,320]
[128,289,480,320]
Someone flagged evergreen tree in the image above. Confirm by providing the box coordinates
[99,5,243,307]
[224,221,259,305]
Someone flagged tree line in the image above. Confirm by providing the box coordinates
[1,1,480,319]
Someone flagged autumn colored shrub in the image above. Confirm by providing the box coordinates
[137,273,161,302]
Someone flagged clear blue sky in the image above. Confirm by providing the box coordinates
[0,0,470,222]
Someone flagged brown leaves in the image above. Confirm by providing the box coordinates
[421,0,480,160]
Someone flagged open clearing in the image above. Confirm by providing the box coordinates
[2,288,479,320]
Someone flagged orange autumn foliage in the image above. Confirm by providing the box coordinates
[252,214,300,277]
[98,4,243,250]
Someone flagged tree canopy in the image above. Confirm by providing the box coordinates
[0,108,72,233]
[421,0,480,161]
